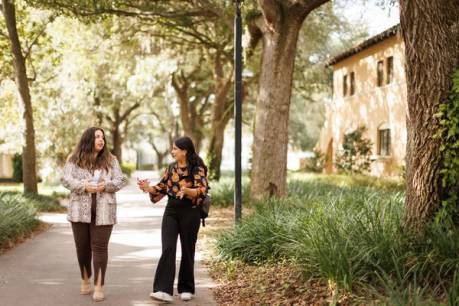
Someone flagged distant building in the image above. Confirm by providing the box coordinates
[317,25,407,176]
[0,153,13,178]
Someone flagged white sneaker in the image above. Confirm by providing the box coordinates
[180,292,193,301]
[149,291,173,302]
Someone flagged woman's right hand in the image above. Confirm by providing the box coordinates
[137,179,154,193]
[84,180,98,193]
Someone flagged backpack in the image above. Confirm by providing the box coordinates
[199,192,211,227]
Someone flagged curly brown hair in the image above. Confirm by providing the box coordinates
[68,127,113,171]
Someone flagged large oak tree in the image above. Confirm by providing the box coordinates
[28,0,236,180]
[1,0,53,193]
[400,0,459,232]
[248,0,329,199]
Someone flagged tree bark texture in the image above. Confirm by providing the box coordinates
[2,0,38,194]
[171,71,207,152]
[250,0,329,199]
[400,0,459,232]
[207,50,233,181]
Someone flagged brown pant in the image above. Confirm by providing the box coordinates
[71,194,113,286]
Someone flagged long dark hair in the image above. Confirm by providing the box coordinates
[174,136,207,176]
[68,127,113,171]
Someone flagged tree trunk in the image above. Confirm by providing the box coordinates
[94,95,103,126]
[171,71,205,152]
[152,141,169,171]
[207,116,230,180]
[155,151,167,170]
[207,51,233,181]
[207,86,232,180]
[107,102,140,164]
[112,123,122,163]
[250,14,304,199]
[400,0,459,232]
[2,0,38,194]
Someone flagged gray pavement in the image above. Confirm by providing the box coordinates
[0,172,217,306]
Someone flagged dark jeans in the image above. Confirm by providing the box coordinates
[153,197,201,295]
[71,194,113,286]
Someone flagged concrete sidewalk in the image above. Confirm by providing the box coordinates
[0,174,217,306]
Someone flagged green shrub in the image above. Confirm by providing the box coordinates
[0,178,15,183]
[209,176,250,208]
[0,192,39,249]
[300,149,325,173]
[335,126,373,174]
[217,197,299,262]
[24,192,64,212]
[121,162,136,178]
[12,153,22,182]
[139,163,154,170]
[216,178,459,302]
[0,191,63,212]
[433,69,459,227]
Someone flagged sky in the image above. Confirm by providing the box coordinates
[344,0,400,35]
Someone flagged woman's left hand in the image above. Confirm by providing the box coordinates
[177,187,189,199]
[96,180,105,193]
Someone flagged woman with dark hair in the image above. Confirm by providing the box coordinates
[61,127,127,302]
[138,136,208,303]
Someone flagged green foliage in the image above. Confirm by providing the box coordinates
[0,192,39,249]
[0,187,64,250]
[288,172,405,192]
[288,3,368,151]
[300,149,325,173]
[121,162,135,178]
[217,176,459,302]
[206,151,219,181]
[335,126,373,174]
[0,191,63,212]
[433,69,459,227]
[24,192,63,212]
[209,175,250,208]
[12,153,23,182]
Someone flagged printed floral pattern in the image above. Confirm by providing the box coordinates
[152,163,208,206]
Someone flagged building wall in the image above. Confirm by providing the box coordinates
[0,154,14,178]
[318,34,407,176]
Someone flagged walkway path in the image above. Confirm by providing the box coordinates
[0,172,217,305]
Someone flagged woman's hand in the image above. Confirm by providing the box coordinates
[96,180,105,193]
[84,180,98,193]
[178,187,196,199]
[137,179,154,193]
[177,187,186,199]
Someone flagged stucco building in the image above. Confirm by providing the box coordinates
[317,25,407,176]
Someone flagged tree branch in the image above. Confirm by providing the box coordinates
[247,19,263,57]
[23,15,56,60]
[151,142,160,155]
[258,0,281,32]
[302,0,330,19]
[198,88,213,118]
[32,1,218,20]
[119,101,141,123]
[150,111,168,133]
[105,114,114,124]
